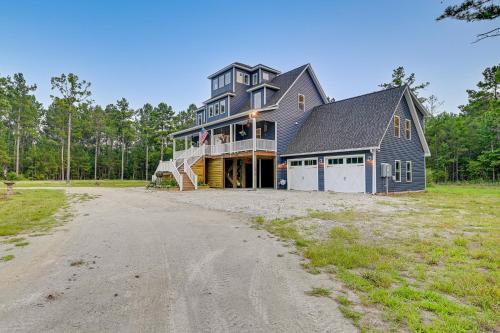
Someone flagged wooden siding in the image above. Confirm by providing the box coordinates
[207,158,224,188]
[192,158,205,184]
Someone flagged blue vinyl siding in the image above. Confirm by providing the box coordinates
[211,70,233,97]
[206,96,229,122]
[376,97,426,192]
[260,69,324,185]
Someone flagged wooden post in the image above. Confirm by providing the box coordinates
[232,158,237,188]
[252,117,257,190]
[258,159,262,188]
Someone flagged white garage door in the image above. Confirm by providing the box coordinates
[324,155,365,193]
[287,158,318,191]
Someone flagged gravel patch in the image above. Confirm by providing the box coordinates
[168,189,405,219]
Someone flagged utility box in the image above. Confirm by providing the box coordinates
[381,163,392,178]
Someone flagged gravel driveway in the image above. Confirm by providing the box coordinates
[0,188,356,333]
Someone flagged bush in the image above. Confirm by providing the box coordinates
[6,172,24,181]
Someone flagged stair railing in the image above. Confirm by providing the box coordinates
[183,159,198,190]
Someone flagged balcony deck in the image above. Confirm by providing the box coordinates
[173,138,276,160]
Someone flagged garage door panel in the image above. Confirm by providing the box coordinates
[288,158,318,191]
[324,155,365,193]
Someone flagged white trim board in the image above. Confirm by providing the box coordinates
[171,105,278,137]
[281,146,378,158]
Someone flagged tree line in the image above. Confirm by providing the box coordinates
[381,64,499,182]
[1,64,498,183]
[0,73,196,181]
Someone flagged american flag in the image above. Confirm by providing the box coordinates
[199,128,208,144]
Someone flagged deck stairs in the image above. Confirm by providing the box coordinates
[152,147,204,191]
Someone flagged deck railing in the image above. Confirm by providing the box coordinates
[183,159,198,190]
[173,139,275,161]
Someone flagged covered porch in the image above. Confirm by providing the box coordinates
[173,119,276,159]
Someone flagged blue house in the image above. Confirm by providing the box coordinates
[157,62,430,193]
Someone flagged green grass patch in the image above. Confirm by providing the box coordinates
[305,287,332,297]
[259,184,500,332]
[0,254,14,262]
[14,241,29,247]
[0,190,66,236]
[0,180,147,188]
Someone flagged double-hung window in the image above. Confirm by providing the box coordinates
[253,91,262,109]
[262,72,269,81]
[214,102,220,116]
[395,160,401,182]
[212,78,218,90]
[394,115,400,137]
[220,100,226,114]
[243,73,250,85]
[208,105,214,117]
[406,161,412,182]
[298,94,305,111]
[252,73,258,85]
[218,75,224,88]
[225,72,231,85]
[405,119,411,140]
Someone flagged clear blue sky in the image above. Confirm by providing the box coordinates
[1,0,498,113]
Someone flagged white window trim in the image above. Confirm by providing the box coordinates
[406,161,413,182]
[225,72,231,85]
[253,91,262,109]
[252,73,258,85]
[298,93,305,111]
[218,75,224,88]
[220,99,226,114]
[214,102,220,116]
[394,115,400,138]
[405,119,411,140]
[394,160,401,182]
[212,78,218,90]
[243,73,250,85]
[208,105,214,117]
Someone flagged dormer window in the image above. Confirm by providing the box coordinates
[253,91,262,109]
[212,78,218,90]
[236,71,250,85]
[252,73,258,85]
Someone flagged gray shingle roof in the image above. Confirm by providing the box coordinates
[283,85,407,155]
[238,64,308,113]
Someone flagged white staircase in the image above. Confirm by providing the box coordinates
[152,146,205,191]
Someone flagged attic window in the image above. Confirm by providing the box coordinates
[394,115,400,138]
[298,94,305,111]
[262,72,270,80]
[405,119,411,140]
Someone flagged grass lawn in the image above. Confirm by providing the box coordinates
[256,184,500,332]
[0,190,67,237]
[0,179,147,188]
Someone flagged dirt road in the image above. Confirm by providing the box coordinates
[0,188,355,332]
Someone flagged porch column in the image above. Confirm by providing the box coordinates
[252,117,257,190]
[184,136,188,151]
[210,129,214,155]
[229,124,233,154]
